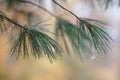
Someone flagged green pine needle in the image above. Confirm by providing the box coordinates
[79,18,112,54]
[55,18,91,55]
[10,28,62,62]
[96,0,115,9]
[0,11,7,33]
[55,17,112,57]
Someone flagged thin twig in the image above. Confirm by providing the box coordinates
[18,0,80,20]
[51,0,80,19]
[18,0,57,18]
[0,15,27,30]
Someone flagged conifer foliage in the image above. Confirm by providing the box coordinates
[0,0,114,62]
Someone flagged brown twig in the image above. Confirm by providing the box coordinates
[18,0,57,18]
[51,0,80,20]
[18,0,80,20]
[0,15,27,30]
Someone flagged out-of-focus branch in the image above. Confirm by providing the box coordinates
[18,0,57,18]
[18,0,80,20]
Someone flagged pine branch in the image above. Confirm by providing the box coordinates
[10,28,62,62]
[0,15,27,31]
[55,17,112,57]
[0,0,112,61]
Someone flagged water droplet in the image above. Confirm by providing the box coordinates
[12,24,15,27]
[90,55,96,60]
[52,47,55,52]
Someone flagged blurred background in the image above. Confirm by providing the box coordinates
[0,0,120,80]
